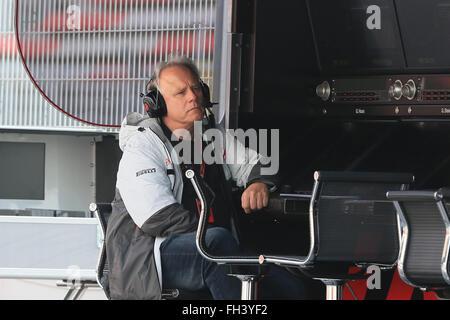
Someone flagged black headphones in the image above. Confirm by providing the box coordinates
[142,77,212,118]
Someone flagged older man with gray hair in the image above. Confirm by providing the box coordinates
[104,56,321,300]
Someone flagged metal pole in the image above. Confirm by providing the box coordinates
[241,276,257,300]
[326,284,344,300]
[233,275,258,300]
[72,283,87,300]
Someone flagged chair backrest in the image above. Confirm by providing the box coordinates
[386,189,450,289]
[310,171,414,267]
[89,203,112,295]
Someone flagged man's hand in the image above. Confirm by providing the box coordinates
[241,182,269,214]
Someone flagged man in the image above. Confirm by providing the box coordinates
[104,56,320,300]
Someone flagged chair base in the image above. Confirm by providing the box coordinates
[56,280,99,300]
[319,279,347,300]
[228,274,262,300]
[228,265,267,300]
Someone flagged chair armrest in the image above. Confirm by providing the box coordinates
[315,171,414,184]
[386,190,442,202]
[185,169,260,265]
[258,254,309,267]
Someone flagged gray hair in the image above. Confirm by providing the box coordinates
[146,56,201,93]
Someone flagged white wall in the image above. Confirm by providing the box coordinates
[0,132,98,212]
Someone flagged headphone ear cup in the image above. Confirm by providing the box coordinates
[143,89,167,118]
[143,89,159,118]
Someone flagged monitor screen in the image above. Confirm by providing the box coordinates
[307,0,405,73]
[396,0,450,69]
[0,142,45,200]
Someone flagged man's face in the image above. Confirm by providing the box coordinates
[158,65,204,130]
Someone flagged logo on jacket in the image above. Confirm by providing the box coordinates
[136,168,156,177]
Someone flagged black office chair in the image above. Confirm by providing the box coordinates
[256,171,414,300]
[89,202,212,300]
[386,188,450,298]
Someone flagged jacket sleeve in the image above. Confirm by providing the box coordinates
[140,203,197,237]
[246,161,280,192]
[116,133,197,236]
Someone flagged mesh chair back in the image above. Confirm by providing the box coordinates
[312,171,413,266]
[387,190,450,288]
[402,201,447,287]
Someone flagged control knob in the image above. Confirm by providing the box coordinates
[402,79,416,100]
[316,81,331,101]
[388,80,403,100]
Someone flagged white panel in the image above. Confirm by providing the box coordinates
[0,216,98,277]
[0,132,96,212]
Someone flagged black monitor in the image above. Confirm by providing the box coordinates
[396,0,450,70]
[307,0,405,74]
[0,142,45,200]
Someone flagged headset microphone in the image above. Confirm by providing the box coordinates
[203,102,218,130]
[139,92,150,114]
